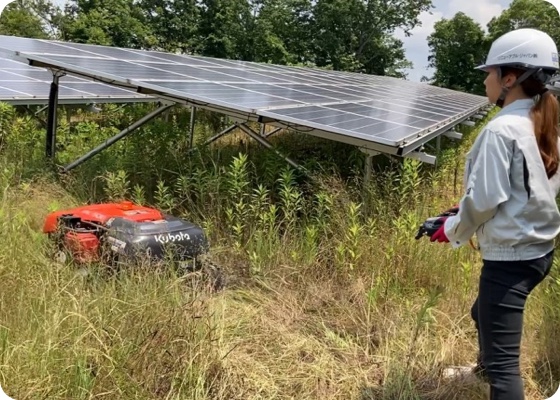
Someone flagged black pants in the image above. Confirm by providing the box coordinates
[471,250,554,400]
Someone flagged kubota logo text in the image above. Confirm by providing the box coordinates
[154,232,190,244]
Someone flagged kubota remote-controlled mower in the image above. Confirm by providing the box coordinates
[43,201,222,288]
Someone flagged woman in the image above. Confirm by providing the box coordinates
[428,28,560,400]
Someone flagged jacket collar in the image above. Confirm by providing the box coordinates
[497,98,535,114]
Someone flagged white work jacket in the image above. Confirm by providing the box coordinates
[444,98,560,261]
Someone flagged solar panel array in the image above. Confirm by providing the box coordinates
[0,52,152,105]
[0,35,488,154]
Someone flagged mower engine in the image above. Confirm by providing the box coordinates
[43,201,209,268]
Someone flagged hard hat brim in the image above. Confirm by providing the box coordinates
[474,62,558,73]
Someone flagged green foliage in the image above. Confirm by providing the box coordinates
[3,94,560,400]
[140,0,200,53]
[253,0,314,65]
[6,0,559,96]
[225,153,252,250]
[487,0,560,45]
[60,0,156,48]
[196,0,255,60]
[0,0,57,38]
[131,183,146,205]
[311,189,333,237]
[425,12,489,95]
[310,0,431,77]
[335,202,364,271]
[276,166,302,230]
[154,180,175,213]
[3,1,560,398]
[426,0,560,95]
[0,103,15,152]
[103,170,130,201]
[16,0,435,79]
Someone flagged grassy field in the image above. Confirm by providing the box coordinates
[1,102,560,399]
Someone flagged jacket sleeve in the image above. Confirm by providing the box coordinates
[444,128,513,248]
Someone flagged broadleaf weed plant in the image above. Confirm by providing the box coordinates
[225,153,251,251]
[103,170,130,202]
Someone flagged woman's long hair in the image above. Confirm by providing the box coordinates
[502,67,560,179]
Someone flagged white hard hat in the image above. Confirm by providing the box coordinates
[476,28,559,107]
[476,28,559,76]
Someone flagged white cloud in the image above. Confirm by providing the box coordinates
[448,0,505,31]
[395,9,444,82]
[400,0,510,82]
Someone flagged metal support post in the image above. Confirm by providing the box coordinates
[265,127,282,138]
[360,148,380,186]
[236,123,304,171]
[406,150,436,164]
[66,107,73,126]
[62,103,174,172]
[359,148,380,215]
[364,154,373,186]
[260,124,266,136]
[22,106,47,129]
[35,105,48,115]
[443,130,462,140]
[188,106,197,148]
[46,71,64,158]
[186,124,238,155]
[363,154,374,214]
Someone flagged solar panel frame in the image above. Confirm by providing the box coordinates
[0,35,489,155]
[0,52,155,105]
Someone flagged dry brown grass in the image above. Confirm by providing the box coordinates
[1,110,560,400]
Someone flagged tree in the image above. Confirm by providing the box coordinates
[310,0,432,77]
[196,0,254,60]
[0,0,60,39]
[140,0,200,53]
[60,0,156,49]
[425,12,489,95]
[7,0,433,81]
[251,0,314,65]
[487,0,560,45]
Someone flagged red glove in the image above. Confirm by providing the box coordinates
[430,218,450,243]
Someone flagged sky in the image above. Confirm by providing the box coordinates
[397,0,512,82]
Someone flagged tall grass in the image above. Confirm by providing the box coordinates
[1,102,560,399]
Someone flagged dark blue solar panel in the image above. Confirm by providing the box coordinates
[0,52,151,104]
[0,34,489,148]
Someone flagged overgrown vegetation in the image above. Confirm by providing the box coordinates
[0,0,433,79]
[3,0,560,92]
[2,1,560,398]
[1,102,560,399]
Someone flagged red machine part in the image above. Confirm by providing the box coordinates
[44,201,165,264]
[43,201,164,233]
[64,231,100,263]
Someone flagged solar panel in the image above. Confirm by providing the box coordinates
[0,52,153,105]
[0,35,488,156]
